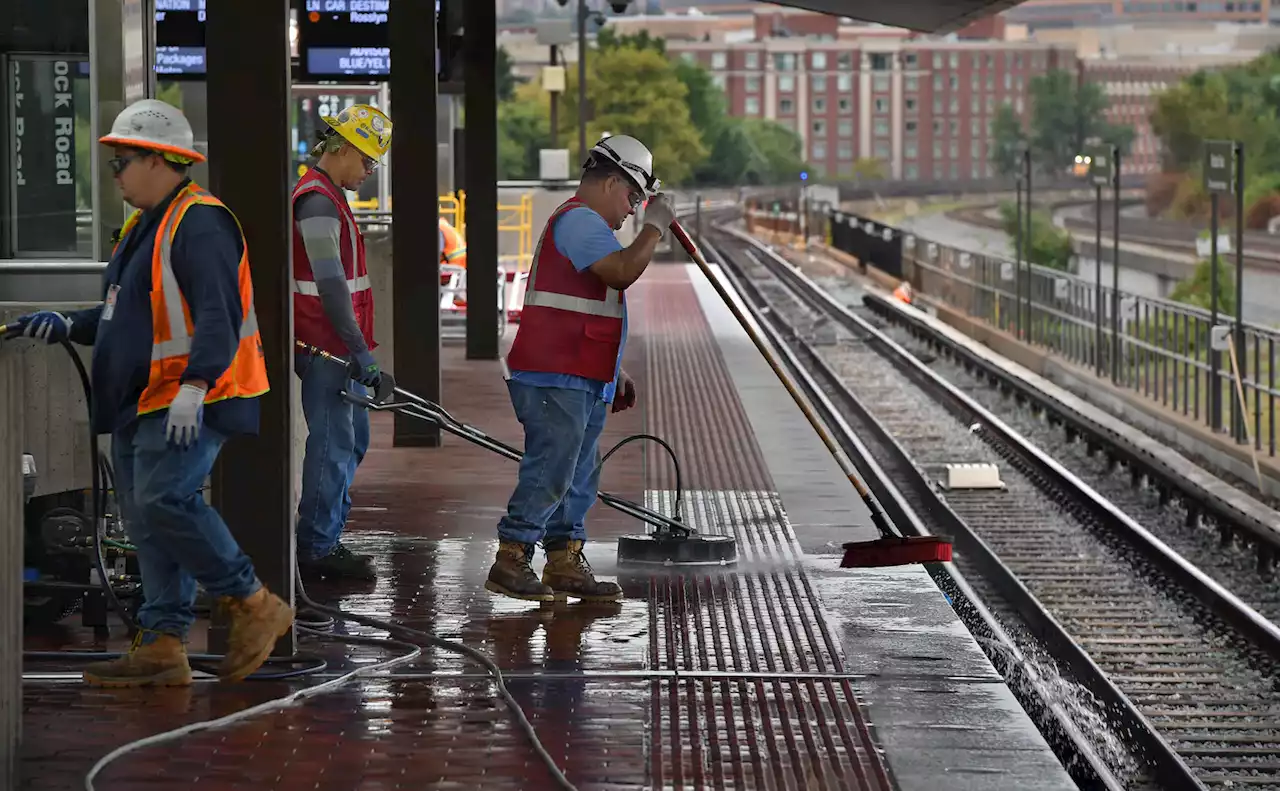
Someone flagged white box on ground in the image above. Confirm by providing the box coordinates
[539,149,570,181]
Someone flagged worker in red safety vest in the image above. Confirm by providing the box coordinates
[12,99,292,686]
[487,134,676,603]
[292,104,390,584]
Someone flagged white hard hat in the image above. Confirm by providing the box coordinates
[99,99,205,164]
[585,134,660,195]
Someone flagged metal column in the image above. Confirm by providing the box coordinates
[464,0,499,360]
[390,0,442,446]
[206,0,296,655]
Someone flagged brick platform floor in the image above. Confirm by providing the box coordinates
[22,261,891,791]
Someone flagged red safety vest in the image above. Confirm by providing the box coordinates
[117,182,270,415]
[505,198,624,383]
[291,168,376,355]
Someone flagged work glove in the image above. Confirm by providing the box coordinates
[347,350,382,389]
[612,371,637,414]
[14,311,72,344]
[166,383,207,449]
[642,193,676,239]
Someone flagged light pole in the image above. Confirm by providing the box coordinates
[577,0,588,160]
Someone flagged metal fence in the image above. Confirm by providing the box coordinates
[828,210,1280,458]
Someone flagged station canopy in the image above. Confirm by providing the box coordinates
[767,0,1021,34]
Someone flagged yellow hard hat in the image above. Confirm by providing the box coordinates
[319,104,392,163]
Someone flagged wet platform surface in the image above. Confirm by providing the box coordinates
[21,260,894,791]
[21,260,1069,791]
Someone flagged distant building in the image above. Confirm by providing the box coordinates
[663,9,1065,181]
[1004,0,1270,31]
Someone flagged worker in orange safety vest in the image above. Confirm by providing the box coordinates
[893,281,914,304]
[439,217,467,269]
[11,99,293,688]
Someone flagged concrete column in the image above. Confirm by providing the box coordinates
[464,0,499,360]
[390,0,442,446]
[0,344,21,791]
[206,0,296,654]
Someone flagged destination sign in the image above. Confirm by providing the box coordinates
[154,0,207,77]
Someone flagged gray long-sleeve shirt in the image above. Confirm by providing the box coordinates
[294,187,371,361]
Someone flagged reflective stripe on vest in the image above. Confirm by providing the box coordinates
[293,273,373,296]
[521,203,624,319]
[152,190,261,361]
[292,181,367,296]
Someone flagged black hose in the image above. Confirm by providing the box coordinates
[593,433,684,523]
[57,338,138,634]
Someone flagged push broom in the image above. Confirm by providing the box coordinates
[667,218,952,568]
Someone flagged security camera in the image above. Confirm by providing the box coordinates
[608,0,632,12]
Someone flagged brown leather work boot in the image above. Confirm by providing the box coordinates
[485,540,556,602]
[82,632,193,688]
[542,539,623,602]
[216,585,295,682]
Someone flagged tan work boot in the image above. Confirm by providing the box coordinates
[542,539,623,602]
[216,585,294,682]
[82,632,193,688]
[485,540,556,602]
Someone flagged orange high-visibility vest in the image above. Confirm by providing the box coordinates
[115,182,270,415]
[440,217,467,269]
[892,282,913,304]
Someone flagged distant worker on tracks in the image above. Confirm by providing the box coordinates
[293,103,391,583]
[488,134,676,603]
[13,98,292,686]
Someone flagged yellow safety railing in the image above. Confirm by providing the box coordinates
[341,189,532,270]
[498,192,534,271]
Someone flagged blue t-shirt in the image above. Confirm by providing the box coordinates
[509,206,627,403]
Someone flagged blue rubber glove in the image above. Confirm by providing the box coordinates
[15,311,72,344]
[346,350,382,389]
[165,383,207,449]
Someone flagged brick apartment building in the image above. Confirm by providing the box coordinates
[664,10,1067,181]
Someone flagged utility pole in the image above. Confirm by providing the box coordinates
[577,0,587,160]
[549,44,559,147]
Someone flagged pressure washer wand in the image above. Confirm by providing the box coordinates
[668,219,952,567]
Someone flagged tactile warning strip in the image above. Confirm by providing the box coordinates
[639,270,892,790]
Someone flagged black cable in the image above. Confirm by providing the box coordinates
[58,338,138,634]
[593,433,685,524]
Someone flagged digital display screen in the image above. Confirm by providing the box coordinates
[154,0,207,77]
[298,0,392,79]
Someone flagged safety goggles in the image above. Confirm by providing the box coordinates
[108,151,151,176]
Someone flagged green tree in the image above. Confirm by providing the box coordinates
[1169,255,1237,316]
[989,103,1025,178]
[498,82,551,180]
[560,43,707,184]
[1025,69,1132,174]
[496,46,525,103]
[998,201,1073,271]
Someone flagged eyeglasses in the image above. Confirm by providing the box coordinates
[108,152,150,176]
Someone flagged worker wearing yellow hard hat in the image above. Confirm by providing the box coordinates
[292,103,391,587]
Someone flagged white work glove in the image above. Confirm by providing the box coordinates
[165,383,207,449]
[642,193,676,238]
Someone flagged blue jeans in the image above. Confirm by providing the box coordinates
[498,381,608,546]
[112,414,260,640]
[295,351,370,561]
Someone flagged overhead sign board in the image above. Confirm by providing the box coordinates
[154,0,207,78]
[1086,144,1115,188]
[1203,140,1237,195]
[297,0,392,80]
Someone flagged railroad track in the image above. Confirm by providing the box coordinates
[948,200,1280,270]
[698,221,1280,791]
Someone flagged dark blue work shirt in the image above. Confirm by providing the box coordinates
[68,179,261,437]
